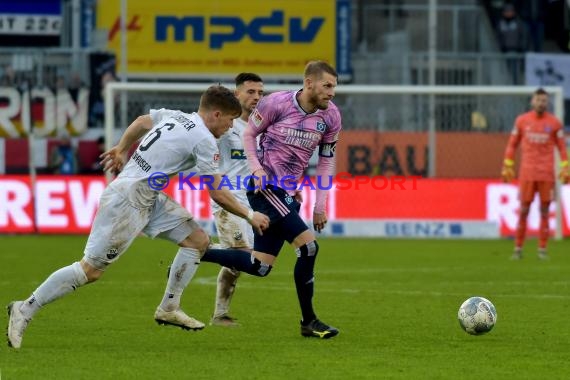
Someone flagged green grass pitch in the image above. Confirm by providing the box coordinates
[1,235,570,379]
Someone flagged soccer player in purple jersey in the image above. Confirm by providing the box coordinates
[202,61,341,338]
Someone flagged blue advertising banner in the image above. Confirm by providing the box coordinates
[0,0,61,36]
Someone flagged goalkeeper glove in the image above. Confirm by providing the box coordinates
[501,159,515,182]
[559,160,569,184]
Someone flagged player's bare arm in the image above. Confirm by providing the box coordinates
[100,114,154,173]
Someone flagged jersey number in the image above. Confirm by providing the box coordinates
[139,123,175,151]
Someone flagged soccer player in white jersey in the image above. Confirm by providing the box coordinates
[209,73,264,327]
[202,61,342,338]
[6,85,269,349]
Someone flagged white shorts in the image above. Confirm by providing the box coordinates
[214,209,253,249]
[84,187,199,269]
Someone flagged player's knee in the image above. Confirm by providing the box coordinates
[294,241,317,285]
[80,259,104,283]
[252,256,272,277]
[196,233,211,254]
[180,229,210,254]
[295,240,319,258]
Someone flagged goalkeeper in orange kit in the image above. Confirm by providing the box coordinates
[501,88,569,260]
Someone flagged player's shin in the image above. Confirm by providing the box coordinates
[160,247,201,312]
[202,248,272,277]
[214,267,240,318]
[515,205,530,249]
[539,202,550,249]
[294,241,319,323]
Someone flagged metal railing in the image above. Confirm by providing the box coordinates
[352,52,526,86]
[0,48,93,89]
[355,2,496,53]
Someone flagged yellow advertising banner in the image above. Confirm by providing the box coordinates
[96,0,351,79]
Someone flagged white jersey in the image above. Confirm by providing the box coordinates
[211,118,250,213]
[111,108,220,208]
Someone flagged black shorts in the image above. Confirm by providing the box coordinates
[247,184,309,256]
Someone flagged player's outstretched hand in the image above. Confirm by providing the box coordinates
[100,147,127,175]
[501,165,515,183]
[313,212,327,233]
[250,211,270,235]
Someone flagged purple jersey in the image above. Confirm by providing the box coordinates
[248,90,341,189]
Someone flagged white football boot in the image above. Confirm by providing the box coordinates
[154,307,205,331]
[7,301,31,349]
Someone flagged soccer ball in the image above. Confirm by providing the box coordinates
[457,296,497,335]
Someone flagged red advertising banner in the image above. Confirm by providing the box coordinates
[336,131,510,178]
[0,175,568,236]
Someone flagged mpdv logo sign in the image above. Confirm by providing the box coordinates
[155,11,324,49]
[97,0,350,78]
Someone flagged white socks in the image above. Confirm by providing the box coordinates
[160,247,201,312]
[18,247,202,319]
[21,262,88,319]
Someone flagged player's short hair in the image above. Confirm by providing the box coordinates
[304,61,338,79]
[235,73,263,87]
[534,88,548,96]
[199,85,242,116]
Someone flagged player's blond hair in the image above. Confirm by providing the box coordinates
[304,61,338,79]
